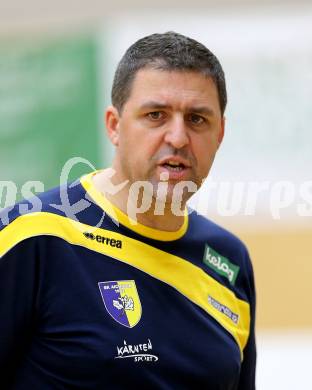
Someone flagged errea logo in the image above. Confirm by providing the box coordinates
[203,245,239,285]
[83,232,122,248]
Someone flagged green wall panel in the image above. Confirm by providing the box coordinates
[0,33,101,203]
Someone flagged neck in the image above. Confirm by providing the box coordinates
[93,169,186,232]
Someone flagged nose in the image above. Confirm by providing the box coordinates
[164,116,189,149]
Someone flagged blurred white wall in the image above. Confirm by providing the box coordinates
[1,0,311,34]
[257,331,312,389]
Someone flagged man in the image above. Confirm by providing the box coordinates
[0,32,256,389]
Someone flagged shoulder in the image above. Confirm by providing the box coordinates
[0,179,87,232]
[188,208,249,257]
[187,209,254,293]
[0,179,91,258]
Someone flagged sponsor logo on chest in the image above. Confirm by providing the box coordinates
[115,339,158,362]
[203,245,240,285]
[208,295,239,325]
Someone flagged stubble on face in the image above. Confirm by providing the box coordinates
[110,69,223,217]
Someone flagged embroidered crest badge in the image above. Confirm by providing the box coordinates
[98,280,142,328]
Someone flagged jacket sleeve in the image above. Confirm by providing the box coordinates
[0,235,39,388]
[237,250,257,390]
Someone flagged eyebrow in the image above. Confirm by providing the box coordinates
[189,106,215,116]
[139,102,169,111]
[139,101,215,116]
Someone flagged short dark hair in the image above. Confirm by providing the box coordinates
[111,31,227,115]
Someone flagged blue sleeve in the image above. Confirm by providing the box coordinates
[0,238,39,387]
[237,250,257,389]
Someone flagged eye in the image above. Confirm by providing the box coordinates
[188,113,205,125]
[147,111,164,121]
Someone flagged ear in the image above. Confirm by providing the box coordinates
[217,116,225,147]
[106,105,121,146]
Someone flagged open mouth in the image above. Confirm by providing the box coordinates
[162,161,186,171]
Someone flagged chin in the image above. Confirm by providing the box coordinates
[160,190,189,212]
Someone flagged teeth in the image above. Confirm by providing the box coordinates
[164,164,183,171]
[170,166,183,171]
[167,160,181,167]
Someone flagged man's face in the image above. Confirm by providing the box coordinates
[106,68,225,206]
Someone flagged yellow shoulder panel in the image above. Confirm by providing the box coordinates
[0,212,250,359]
[80,172,189,241]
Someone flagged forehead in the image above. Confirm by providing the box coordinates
[125,68,221,114]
